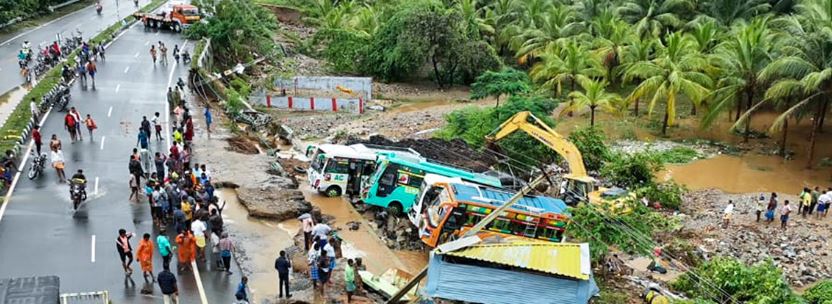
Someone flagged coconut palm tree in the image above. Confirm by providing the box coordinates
[514,4,585,63]
[616,0,694,38]
[530,39,604,116]
[481,0,520,55]
[619,35,656,115]
[561,77,624,126]
[591,12,633,86]
[454,0,494,39]
[625,31,712,135]
[754,2,832,168]
[702,17,773,142]
[691,0,771,27]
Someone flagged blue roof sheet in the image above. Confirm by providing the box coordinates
[450,183,570,216]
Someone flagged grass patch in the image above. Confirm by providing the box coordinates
[190,39,207,70]
[0,0,167,155]
[649,146,701,164]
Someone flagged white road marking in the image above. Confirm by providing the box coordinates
[107,106,113,117]
[134,52,140,58]
[94,177,99,195]
[124,66,130,73]
[191,260,208,304]
[100,136,106,150]
[91,235,96,263]
[144,41,149,46]
[0,5,91,46]
[115,84,120,93]
[2,106,54,223]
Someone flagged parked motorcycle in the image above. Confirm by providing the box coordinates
[27,152,47,180]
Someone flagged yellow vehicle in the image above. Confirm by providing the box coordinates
[487,111,631,211]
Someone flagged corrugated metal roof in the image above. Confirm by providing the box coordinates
[443,242,591,280]
[425,252,599,304]
[451,183,570,216]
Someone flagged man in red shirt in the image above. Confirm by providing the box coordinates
[64,113,76,142]
[32,125,42,155]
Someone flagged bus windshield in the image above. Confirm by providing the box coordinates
[310,151,325,171]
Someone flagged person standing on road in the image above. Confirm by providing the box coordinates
[152,112,163,141]
[301,215,314,251]
[86,60,97,87]
[175,229,196,272]
[84,114,97,140]
[50,147,66,183]
[141,116,152,140]
[116,229,134,275]
[781,200,793,229]
[137,233,155,282]
[150,45,157,65]
[820,188,832,217]
[32,125,42,155]
[70,108,83,141]
[64,112,77,142]
[204,105,212,134]
[49,134,61,152]
[191,217,207,261]
[275,250,292,299]
[157,265,178,304]
[156,230,173,270]
[219,232,235,274]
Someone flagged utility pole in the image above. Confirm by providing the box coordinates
[386,173,550,303]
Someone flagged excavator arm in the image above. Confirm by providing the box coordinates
[487,111,589,178]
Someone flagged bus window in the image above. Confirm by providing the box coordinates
[310,152,325,171]
[464,213,484,227]
[324,159,350,174]
[376,164,399,197]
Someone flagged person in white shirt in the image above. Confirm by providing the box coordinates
[722,200,734,228]
[312,223,331,241]
[191,219,207,260]
[301,216,314,251]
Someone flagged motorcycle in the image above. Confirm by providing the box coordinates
[69,180,87,210]
[181,51,191,64]
[27,152,46,180]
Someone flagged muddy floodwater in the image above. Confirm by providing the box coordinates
[216,189,296,301]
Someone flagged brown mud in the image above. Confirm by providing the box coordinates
[346,135,497,172]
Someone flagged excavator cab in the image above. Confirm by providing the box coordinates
[562,176,593,206]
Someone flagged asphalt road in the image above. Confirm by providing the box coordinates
[0,16,241,303]
[0,0,149,95]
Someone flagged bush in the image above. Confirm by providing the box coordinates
[638,181,687,210]
[649,146,701,164]
[566,200,679,261]
[803,280,832,304]
[568,126,611,172]
[318,29,369,73]
[671,257,799,304]
[601,152,663,188]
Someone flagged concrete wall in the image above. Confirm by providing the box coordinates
[249,94,364,113]
[274,76,373,100]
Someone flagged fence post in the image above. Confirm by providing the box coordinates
[310,97,315,110]
[331,98,337,112]
[359,97,364,114]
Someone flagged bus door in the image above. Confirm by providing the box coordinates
[346,160,371,197]
[375,163,399,198]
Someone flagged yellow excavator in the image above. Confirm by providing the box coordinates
[486,111,630,210]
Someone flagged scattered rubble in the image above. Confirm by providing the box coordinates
[611,139,724,159]
[226,135,261,154]
[682,189,832,287]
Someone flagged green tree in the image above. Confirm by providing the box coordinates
[591,12,634,86]
[567,126,611,172]
[530,39,603,101]
[691,0,771,27]
[671,257,799,303]
[185,0,279,64]
[513,4,585,63]
[470,68,531,107]
[619,35,656,116]
[625,31,712,135]
[561,77,623,126]
[703,17,773,142]
[616,0,694,38]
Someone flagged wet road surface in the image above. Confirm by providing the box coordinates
[0,18,241,303]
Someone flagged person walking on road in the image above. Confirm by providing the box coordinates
[50,147,66,183]
[137,128,149,151]
[84,114,97,140]
[150,45,157,65]
[345,258,356,303]
[152,112,163,141]
[275,250,292,298]
[160,42,168,65]
[157,230,173,270]
[781,200,793,230]
[64,112,77,142]
[116,229,135,275]
[32,125,42,155]
[157,266,178,304]
[137,233,155,282]
[154,152,166,181]
[191,217,207,261]
[204,105,212,134]
[175,229,196,272]
[219,232,235,274]
[49,134,61,152]
[86,60,97,87]
[70,108,83,141]
[141,116,152,140]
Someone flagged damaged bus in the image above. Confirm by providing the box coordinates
[306,144,418,198]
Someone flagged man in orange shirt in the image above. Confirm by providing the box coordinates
[175,229,196,272]
[137,233,155,282]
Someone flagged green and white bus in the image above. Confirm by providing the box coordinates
[360,153,502,216]
[306,144,419,197]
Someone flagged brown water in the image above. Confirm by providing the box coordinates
[216,189,296,301]
[300,182,428,274]
[556,109,832,194]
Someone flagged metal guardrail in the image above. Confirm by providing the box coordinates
[60,291,109,304]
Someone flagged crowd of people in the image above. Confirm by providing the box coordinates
[722,187,832,230]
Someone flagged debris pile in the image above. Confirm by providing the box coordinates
[361,208,426,251]
[348,135,497,172]
[237,186,311,221]
[226,135,260,154]
[683,189,832,287]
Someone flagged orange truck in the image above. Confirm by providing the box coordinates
[133,4,201,32]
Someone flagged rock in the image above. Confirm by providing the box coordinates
[237,186,311,220]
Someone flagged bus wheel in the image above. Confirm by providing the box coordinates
[387,202,403,217]
[173,23,181,32]
[325,186,342,197]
